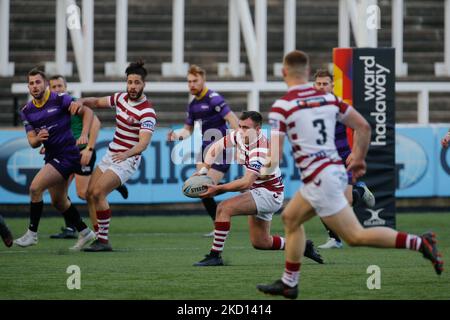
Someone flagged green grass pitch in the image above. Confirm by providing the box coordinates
[0,213,449,300]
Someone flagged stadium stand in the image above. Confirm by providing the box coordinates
[1,0,449,127]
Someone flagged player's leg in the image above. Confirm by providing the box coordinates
[319,184,351,249]
[322,206,443,274]
[15,163,67,247]
[84,169,121,252]
[257,191,316,299]
[50,173,77,239]
[47,182,95,251]
[86,166,104,232]
[194,191,256,266]
[0,215,13,248]
[200,165,227,237]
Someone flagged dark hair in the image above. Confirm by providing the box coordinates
[314,69,333,81]
[125,60,147,80]
[240,111,263,127]
[27,67,47,82]
[49,74,67,85]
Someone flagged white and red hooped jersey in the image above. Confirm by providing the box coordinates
[225,130,284,193]
[268,84,351,184]
[107,92,157,153]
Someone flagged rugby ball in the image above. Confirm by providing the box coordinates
[182,175,214,198]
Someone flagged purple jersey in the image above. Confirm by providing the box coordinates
[335,122,352,162]
[185,88,231,146]
[20,91,79,161]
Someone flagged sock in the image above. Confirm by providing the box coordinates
[210,221,230,256]
[201,197,217,221]
[63,197,75,230]
[62,204,88,232]
[29,201,44,232]
[281,261,301,287]
[93,224,99,236]
[322,221,341,242]
[97,209,111,244]
[395,232,422,251]
[271,235,285,250]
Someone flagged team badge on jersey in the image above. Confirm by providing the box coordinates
[141,121,155,131]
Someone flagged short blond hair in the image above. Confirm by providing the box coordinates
[283,50,309,77]
[188,64,206,79]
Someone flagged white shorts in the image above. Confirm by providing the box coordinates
[97,150,141,185]
[300,165,349,217]
[250,188,284,221]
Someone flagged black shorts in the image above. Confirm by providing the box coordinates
[75,149,97,176]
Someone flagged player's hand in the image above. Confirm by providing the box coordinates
[199,184,220,198]
[441,132,450,148]
[167,130,175,141]
[37,129,49,142]
[111,151,129,163]
[39,146,45,155]
[76,133,88,146]
[69,101,83,115]
[192,166,208,176]
[80,148,93,166]
[346,152,354,166]
[347,158,367,182]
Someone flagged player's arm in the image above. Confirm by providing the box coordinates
[197,134,234,173]
[200,170,258,198]
[69,96,110,114]
[167,124,194,141]
[80,115,101,166]
[26,130,49,149]
[111,130,153,163]
[340,107,371,179]
[75,103,94,146]
[223,111,239,130]
[441,130,450,148]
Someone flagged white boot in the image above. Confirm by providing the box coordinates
[69,229,96,251]
[14,229,38,247]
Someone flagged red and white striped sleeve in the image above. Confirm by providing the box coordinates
[268,99,289,134]
[139,106,157,132]
[108,92,121,108]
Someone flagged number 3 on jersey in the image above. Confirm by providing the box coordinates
[312,119,327,145]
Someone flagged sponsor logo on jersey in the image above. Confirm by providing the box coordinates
[249,160,263,171]
[141,121,155,131]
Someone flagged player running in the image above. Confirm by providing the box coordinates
[192,111,323,266]
[14,68,96,250]
[167,65,240,237]
[71,61,156,252]
[48,75,129,239]
[257,50,443,299]
[313,69,375,249]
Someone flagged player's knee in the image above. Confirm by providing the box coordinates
[29,183,44,198]
[345,231,364,247]
[90,187,105,201]
[216,202,230,219]
[281,212,298,230]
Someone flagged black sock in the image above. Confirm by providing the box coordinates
[201,197,217,221]
[63,197,75,230]
[62,204,87,232]
[321,220,341,243]
[29,201,44,232]
[352,186,363,206]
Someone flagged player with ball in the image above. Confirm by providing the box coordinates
[187,111,323,266]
